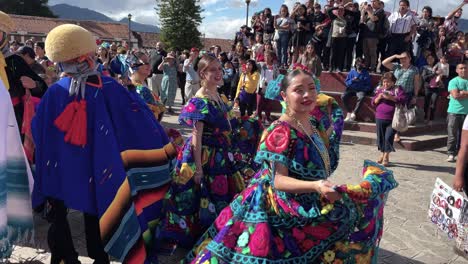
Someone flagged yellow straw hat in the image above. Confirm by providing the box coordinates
[0,11,14,33]
[45,24,97,63]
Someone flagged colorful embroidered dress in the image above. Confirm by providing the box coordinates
[134,84,166,120]
[187,119,398,264]
[159,96,245,248]
[32,76,178,263]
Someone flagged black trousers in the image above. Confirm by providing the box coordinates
[344,37,356,70]
[376,118,396,153]
[47,199,109,264]
[341,89,366,114]
[424,87,441,121]
[239,92,256,116]
[331,37,347,71]
[387,33,412,58]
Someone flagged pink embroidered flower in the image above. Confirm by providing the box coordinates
[274,236,285,253]
[265,125,290,153]
[292,227,305,241]
[230,221,246,236]
[248,223,271,257]
[215,207,233,230]
[211,175,228,196]
[185,103,196,113]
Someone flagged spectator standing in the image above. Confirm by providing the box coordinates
[382,51,421,142]
[387,0,418,58]
[252,12,265,36]
[360,0,386,72]
[382,51,421,104]
[148,42,167,96]
[236,59,260,117]
[256,50,279,124]
[343,2,360,72]
[263,8,275,43]
[234,25,251,48]
[446,63,468,162]
[221,61,234,97]
[421,54,442,125]
[159,52,178,113]
[328,3,354,72]
[16,46,45,75]
[183,47,200,99]
[296,43,322,77]
[309,3,328,63]
[372,72,406,166]
[444,2,466,41]
[177,50,188,105]
[342,58,372,122]
[414,6,435,59]
[290,4,311,62]
[274,4,292,67]
[251,33,264,62]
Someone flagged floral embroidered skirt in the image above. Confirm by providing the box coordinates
[185,160,398,264]
[158,134,246,248]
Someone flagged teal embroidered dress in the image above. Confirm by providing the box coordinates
[186,118,398,263]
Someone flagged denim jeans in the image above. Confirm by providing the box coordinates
[276,31,290,66]
[447,113,466,156]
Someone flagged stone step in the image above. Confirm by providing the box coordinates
[341,130,447,151]
[344,120,446,136]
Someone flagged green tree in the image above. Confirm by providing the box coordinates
[0,0,57,17]
[157,0,203,50]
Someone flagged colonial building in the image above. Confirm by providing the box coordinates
[8,14,232,52]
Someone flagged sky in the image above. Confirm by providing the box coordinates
[48,0,467,39]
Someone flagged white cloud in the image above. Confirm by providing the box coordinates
[203,11,214,17]
[200,17,244,39]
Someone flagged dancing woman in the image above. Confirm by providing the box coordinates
[187,69,398,263]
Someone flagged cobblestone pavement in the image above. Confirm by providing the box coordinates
[6,98,468,264]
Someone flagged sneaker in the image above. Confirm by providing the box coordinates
[350,113,356,121]
[447,155,456,162]
[344,113,352,122]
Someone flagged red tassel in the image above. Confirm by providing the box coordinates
[64,100,87,147]
[54,101,79,132]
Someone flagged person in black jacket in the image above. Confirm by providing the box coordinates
[148,42,167,96]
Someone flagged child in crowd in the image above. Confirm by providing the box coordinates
[221,61,235,97]
[433,55,450,84]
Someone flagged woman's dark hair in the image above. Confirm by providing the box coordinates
[399,0,410,7]
[279,4,289,17]
[280,69,310,92]
[264,8,272,16]
[246,59,258,73]
[35,42,45,50]
[219,52,228,64]
[298,4,307,15]
[381,72,397,83]
[422,6,432,17]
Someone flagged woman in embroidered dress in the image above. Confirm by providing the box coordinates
[111,51,166,121]
[158,55,246,248]
[187,69,398,264]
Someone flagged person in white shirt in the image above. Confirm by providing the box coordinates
[386,0,419,57]
[183,48,200,99]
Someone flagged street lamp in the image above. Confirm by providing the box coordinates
[245,0,251,27]
[127,13,132,47]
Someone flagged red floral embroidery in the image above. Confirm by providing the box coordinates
[215,207,233,231]
[265,125,290,153]
[303,225,332,240]
[274,236,285,253]
[211,175,228,196]
[248,223,271,257]
[300,239,318,252]
[292,227,306,241]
